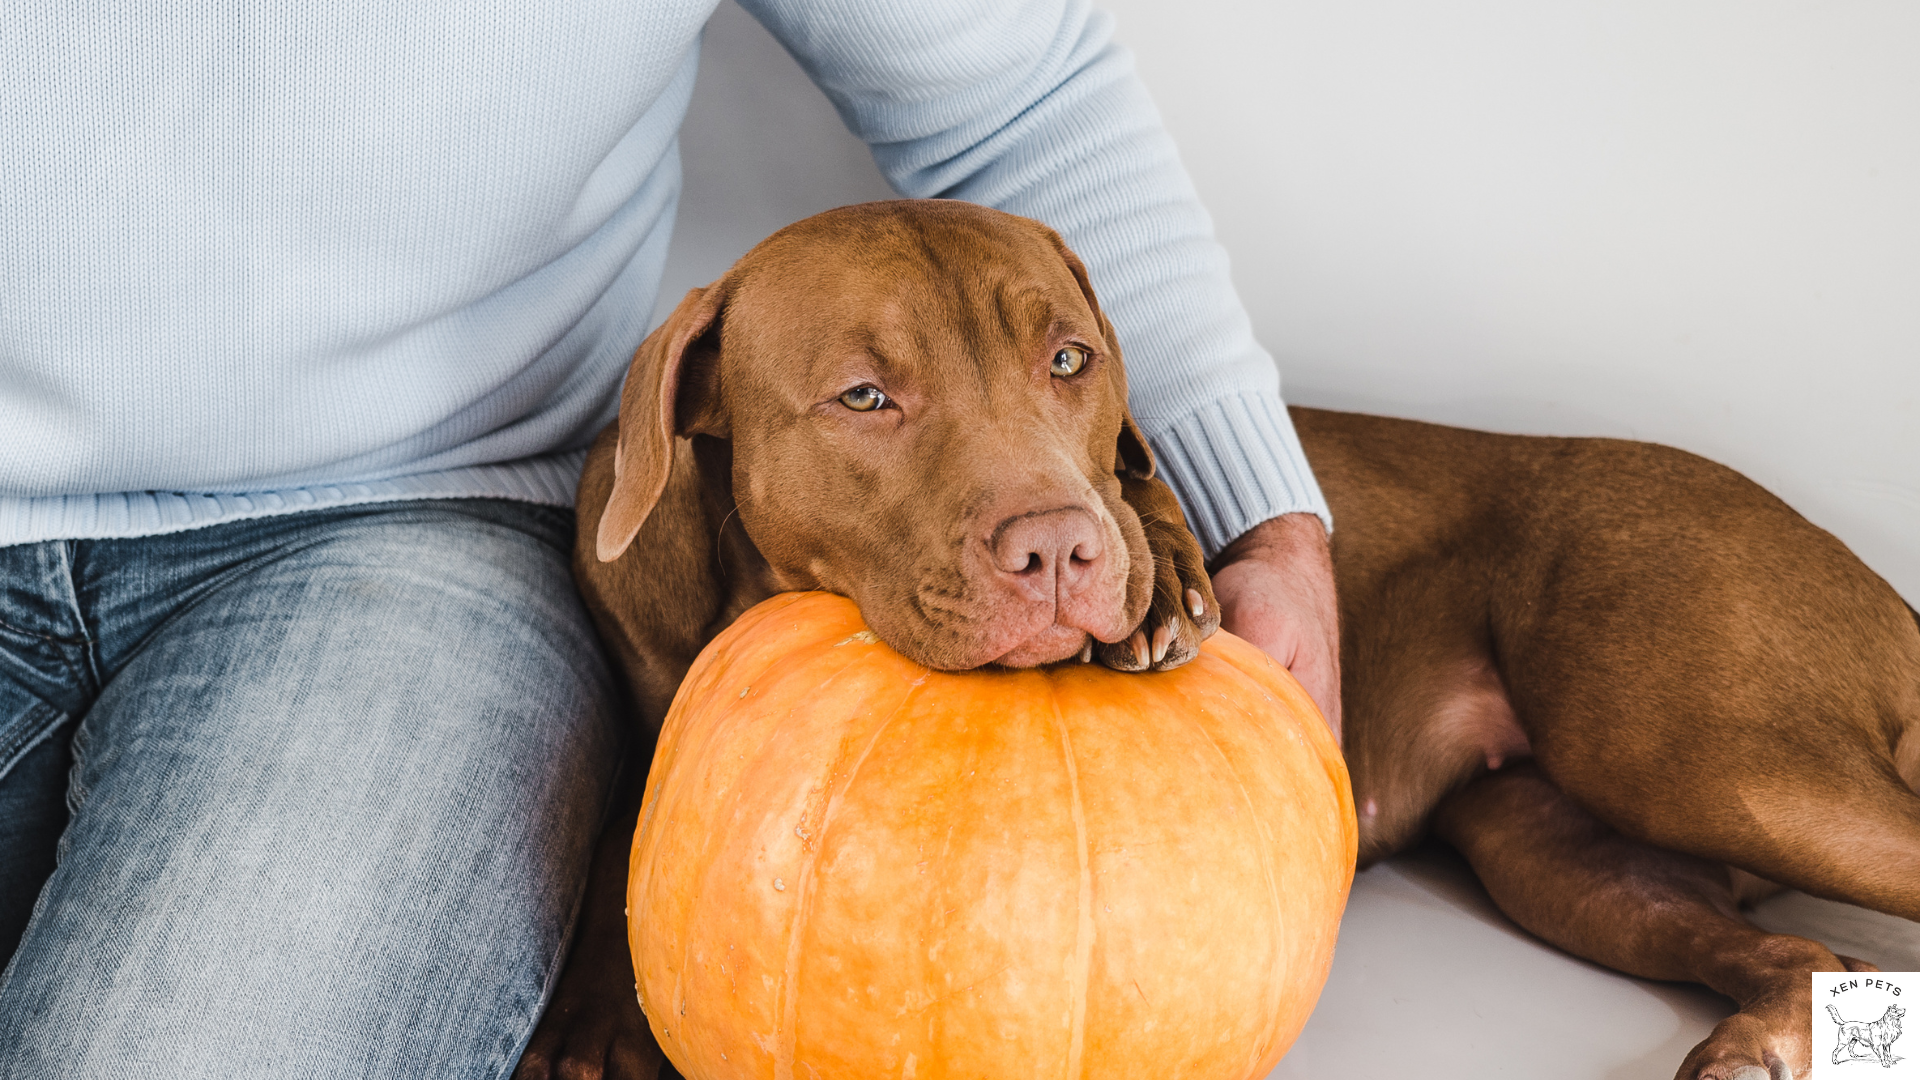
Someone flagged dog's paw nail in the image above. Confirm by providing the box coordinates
[1130,630,1150,669]
[1151,622,1172,664]
[1186,588,1204,618]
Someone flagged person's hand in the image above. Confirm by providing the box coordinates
[1208,512,1342,743]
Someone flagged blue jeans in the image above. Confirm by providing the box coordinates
[0,500,624,1078]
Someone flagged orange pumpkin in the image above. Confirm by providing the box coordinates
[628,592,1355,1080]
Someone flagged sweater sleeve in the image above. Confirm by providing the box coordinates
[733,0,1333,557]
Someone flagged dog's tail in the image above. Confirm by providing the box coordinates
[1829,1003,1847,1025]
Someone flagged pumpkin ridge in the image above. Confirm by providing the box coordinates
[1049,685,1095,1080]
[774,665,928,1080]
[651,630,874,1068]
[630,642,767,947]
[1166,659,1291,1078]
[722,644,879,1074]
[656,677,762,1048]
[636,598,814,875]
[1200,635,1356,854]
[661,649,815,1043]
[636,656,756,1038]
[1205,636,1342,767]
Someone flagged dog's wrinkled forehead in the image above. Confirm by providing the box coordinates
[727,202,1105,371]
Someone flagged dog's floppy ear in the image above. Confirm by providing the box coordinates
[1046,229,1156,481]
[595,279,732,562]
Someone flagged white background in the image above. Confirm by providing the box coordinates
[661,0,1918,605]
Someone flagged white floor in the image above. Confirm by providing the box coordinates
[1269,844,1920,1079]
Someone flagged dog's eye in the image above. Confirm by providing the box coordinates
[1051,346,1089,377]
[839,386,887,412]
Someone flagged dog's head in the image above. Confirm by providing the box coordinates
[595,200,1159,669]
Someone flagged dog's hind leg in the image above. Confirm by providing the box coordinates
[1434,763,1879,1080]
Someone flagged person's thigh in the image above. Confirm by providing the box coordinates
[0,501,623,1080]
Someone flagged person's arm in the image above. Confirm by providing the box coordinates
[739,0,1342,731]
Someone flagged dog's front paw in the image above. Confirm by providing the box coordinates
[1095,474,1221,673]
[1674,992,1805,1080]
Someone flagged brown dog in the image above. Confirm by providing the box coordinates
[521,200,1920,1080]
[1295,407,1920,1080]
[517,200,1220,1079]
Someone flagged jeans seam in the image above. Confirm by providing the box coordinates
[52,542,102,695]
[492,728,633,1078]
[0,702,68,784]
[0,541,88,647]
[492,862,595,1079]
[62,709,93,827]
[0,614,87,646]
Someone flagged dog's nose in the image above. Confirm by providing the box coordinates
[989,508,1106,602]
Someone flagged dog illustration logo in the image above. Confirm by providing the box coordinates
[1830,1002,1906,1069]
[1815,973,1916,1078]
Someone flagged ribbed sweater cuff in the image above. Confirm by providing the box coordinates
[1141,391,1333,561]
[0,452,587,547]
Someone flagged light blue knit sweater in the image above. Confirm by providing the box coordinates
[0,0,1328,558]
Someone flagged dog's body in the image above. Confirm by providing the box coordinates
[1297,408,1920,1077]
[522,201,1920,1080]
[1829,1003,1905,1067]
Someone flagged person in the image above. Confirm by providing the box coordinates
[0,1,1339,1076]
